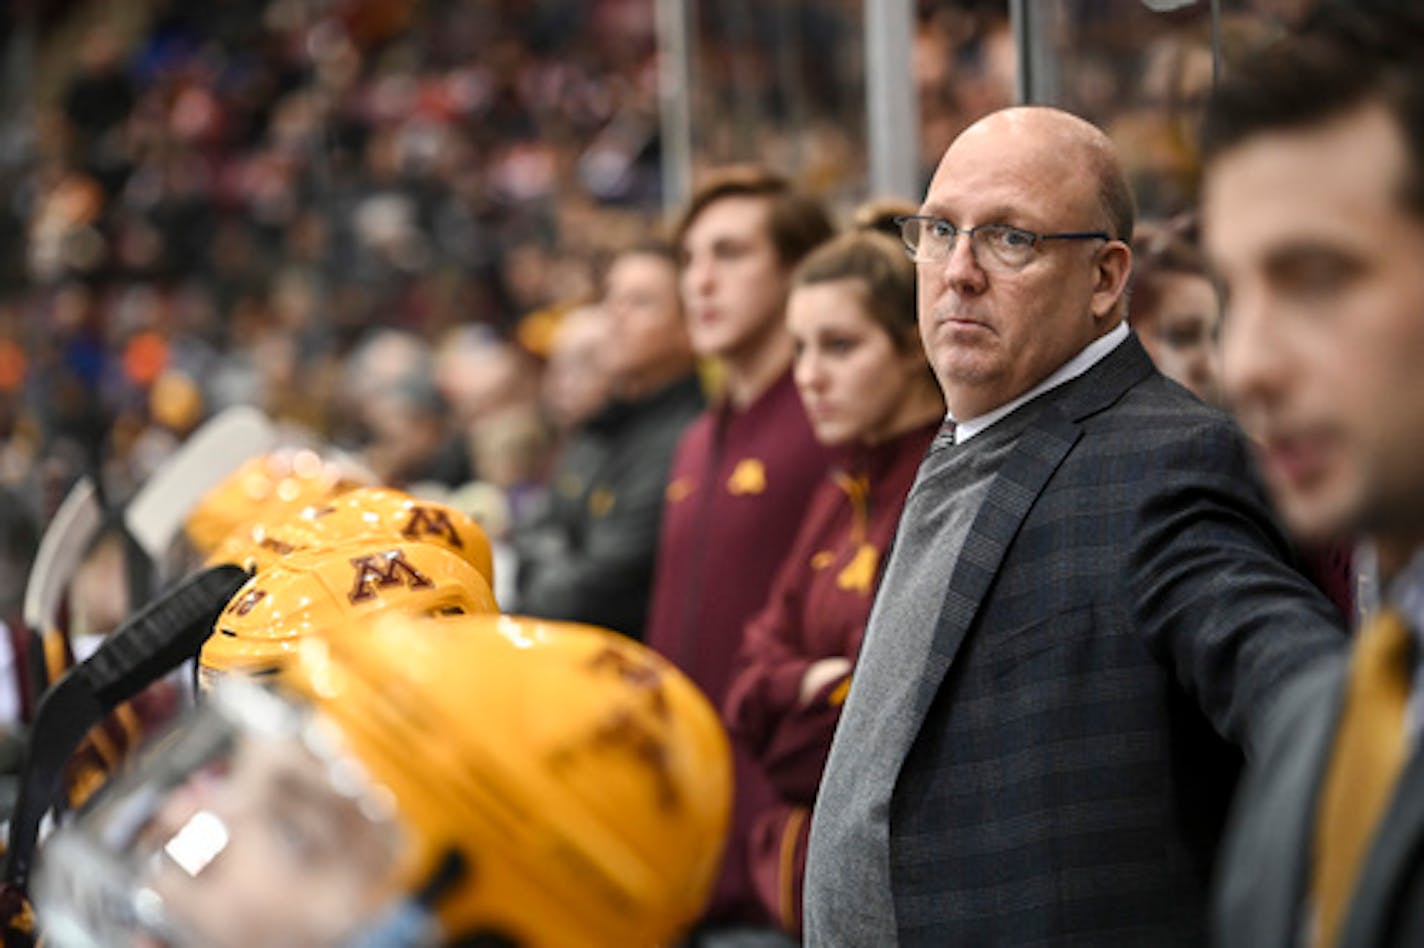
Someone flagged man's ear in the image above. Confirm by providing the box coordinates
[1091,241,1132,321]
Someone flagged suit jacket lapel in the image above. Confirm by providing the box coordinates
[907,333,1157,720]
[927,415,1079,667]
[1240,663,1346,947]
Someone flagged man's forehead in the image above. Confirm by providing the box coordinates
[1204,104,1412,261]
[924,141,1096,222]
[684,194,770,244]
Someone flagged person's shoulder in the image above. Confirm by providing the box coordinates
[1099,372,1240,442]
[1070,374,1255,481]
[676,408,716,444]
[630,378,705,432]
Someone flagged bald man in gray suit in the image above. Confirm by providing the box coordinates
[803,106,1345,946]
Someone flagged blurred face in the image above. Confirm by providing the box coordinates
[1136,270,1222,404]
[140,737,396,947]
[680,195,794,363]
[361,394,441,486]
[603,252,690,390]
[34,690,404,948]
[789,280,927,447]
[543,307,611,429]
[1208,105,1424,563]
[917,112,1130,419]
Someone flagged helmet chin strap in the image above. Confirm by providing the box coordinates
[344,848,480,948]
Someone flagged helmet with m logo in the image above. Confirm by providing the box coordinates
[207,486,494,589]
[199,539,496,689]
[34,614,731,947]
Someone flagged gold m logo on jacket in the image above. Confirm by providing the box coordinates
[837,543,880,596]
[589,486,616,517]
[727,458,767,495]
[666,477,694,503]
[347,549,435,603]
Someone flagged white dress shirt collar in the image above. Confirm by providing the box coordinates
[950,321,1130,445]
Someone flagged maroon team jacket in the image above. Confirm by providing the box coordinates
[645,369,831,929]
[723,418,937,936]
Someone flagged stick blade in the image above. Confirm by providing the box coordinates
[123,406,278,561]
[22,478,102,636]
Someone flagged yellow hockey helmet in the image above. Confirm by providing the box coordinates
[289,613,733,945]
[198,539,497,687]
[205,487,495,589]
[183,449,364,555]
[304,486,495,588]
[33,615,732,948]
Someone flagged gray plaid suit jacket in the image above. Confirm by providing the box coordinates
[812,334,1346,946]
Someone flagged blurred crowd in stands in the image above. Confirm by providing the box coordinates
[0,0,1309,636]
[0,0,1004,625]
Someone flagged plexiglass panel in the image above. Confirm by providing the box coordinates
[1017,0,1315,219]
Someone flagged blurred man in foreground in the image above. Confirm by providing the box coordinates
[1202,6,1424,946]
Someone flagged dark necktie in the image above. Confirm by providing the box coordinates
[929,418,957,453]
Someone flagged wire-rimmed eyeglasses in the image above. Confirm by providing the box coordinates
[893,214,1111,271]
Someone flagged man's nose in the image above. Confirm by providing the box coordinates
[937,232,988,295]
[683,256,713,296]
[1220,289,1287,409]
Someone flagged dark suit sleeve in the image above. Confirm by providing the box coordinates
[1132,418,1348,755]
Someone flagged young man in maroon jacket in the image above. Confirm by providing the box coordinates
[645,166,833,944]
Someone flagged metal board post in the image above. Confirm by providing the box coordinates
[865,0,920,200]
[656,0,695,218]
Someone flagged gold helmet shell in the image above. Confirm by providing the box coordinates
[184,449,365,555]
[290,612,733,946]
[206,486,494,589]
[199,539,496,687]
